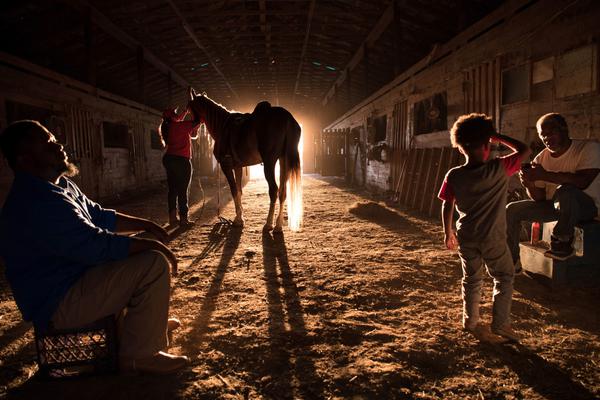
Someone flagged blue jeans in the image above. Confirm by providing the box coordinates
[506,185,598,262]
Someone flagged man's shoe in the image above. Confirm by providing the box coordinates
[120,351,189,375]
[514,259,523,275]
[168,318,182,333]
[464,323,509,344]
[545,235,574,260]
[491,324,521,343]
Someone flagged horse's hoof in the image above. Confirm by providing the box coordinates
[263,224,273,232]
[233,218,244,227]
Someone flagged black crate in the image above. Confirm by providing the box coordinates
[35,316,118,378]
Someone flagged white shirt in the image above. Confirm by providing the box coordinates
[534,139,600,215]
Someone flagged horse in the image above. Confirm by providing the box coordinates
[187,88,303,232]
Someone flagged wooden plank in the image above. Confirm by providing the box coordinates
[428,147,451,217]
[418,148,434,213]
[409,149,425,209]
[399,149,417,205]
[419,147,439,214]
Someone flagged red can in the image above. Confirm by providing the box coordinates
[531,222,540,244]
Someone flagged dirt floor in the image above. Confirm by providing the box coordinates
[1,174,599,400]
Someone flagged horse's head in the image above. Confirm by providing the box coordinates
[187,86,209,124]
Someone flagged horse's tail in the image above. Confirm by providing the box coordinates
[286,118,303,232]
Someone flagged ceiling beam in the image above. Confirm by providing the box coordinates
[63,0,190,90]
[292,0,316,103]
[166,0,239,99]
[321,1,394,106]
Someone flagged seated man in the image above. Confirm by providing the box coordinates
[507,113,600,263]
[0,120,188,374]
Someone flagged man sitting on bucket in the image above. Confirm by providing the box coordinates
[506,113,600,266]
[0,120,189,374]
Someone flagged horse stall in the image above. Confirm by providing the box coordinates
[317,128,348,177]
[0,53,216,206]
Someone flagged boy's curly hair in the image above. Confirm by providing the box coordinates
[450,113,495,149]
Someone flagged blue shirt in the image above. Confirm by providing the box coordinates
[0,172,131,329]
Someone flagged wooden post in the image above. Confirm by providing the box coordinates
[84,7,96,86]
[363,44,370,98]
[167,71,173,105]
[136,46,145,104]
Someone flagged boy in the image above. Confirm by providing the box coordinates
[438,113,530,343]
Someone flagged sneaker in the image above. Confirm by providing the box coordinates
[491,324,521,343]
[465,323,509,344]
[544,235,574,260]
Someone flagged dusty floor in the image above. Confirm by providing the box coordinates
[1,175,599,400]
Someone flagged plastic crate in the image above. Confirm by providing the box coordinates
[35,315,118,378]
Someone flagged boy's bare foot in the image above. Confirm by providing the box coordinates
[491,324,521,342]
[465,323,509,344]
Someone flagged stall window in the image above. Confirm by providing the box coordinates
[103,121,129,148]
[414,92,447,135]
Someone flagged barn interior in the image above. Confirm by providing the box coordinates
[1,0,600,399]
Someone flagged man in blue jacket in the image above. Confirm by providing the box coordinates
[0,120,188,374]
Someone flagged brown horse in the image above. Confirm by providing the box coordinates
[187,88,302,232]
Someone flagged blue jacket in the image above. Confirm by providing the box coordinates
[0,172,130,329]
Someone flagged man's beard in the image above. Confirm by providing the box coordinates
[59,161,79,177]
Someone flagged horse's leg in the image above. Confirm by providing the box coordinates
[263,161,278,231]
[221,163,243,227]
[233,166,244,226]
[274,158,287,233]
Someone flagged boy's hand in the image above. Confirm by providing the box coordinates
[444,231,458,250]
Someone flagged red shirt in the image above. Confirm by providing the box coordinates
[165,121,199,159]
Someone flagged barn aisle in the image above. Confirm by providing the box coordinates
[2,175,599,399]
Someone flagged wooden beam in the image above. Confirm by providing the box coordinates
[166,0,239,99]
[322,1,394,106]
[64,0,189,90]
[84,6,96,86]
[292,0,316,104]
[137,46,145,104]
[323,0,534,120]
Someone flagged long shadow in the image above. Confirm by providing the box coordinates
[181,222,242,347]
[489,343,598,400]
[347,201,429,237]
[261,231,324,399]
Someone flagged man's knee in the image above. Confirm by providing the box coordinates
[128,250,171,285]
[506,200,531,221]
[554,185,577,204]
[146,250,170,277]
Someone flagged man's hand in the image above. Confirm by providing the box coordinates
[128,237,179,276]
[145,221,170,243]
[520,162,547,183]
[155,240,178,276]
[444,230,458,250]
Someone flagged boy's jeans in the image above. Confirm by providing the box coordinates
[506,185,597,262]
[458,239,514,330]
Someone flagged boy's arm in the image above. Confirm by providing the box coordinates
[491,133,531,159]
[441,199,458,250]
[492,133,531,177]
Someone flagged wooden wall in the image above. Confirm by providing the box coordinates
[0,52,215,206]
[324,0,600,217]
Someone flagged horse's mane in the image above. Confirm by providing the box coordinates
[197,94,235,113]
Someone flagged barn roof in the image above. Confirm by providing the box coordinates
[0,0,503,122]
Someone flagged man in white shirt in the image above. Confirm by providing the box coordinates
[506,113,600,263]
